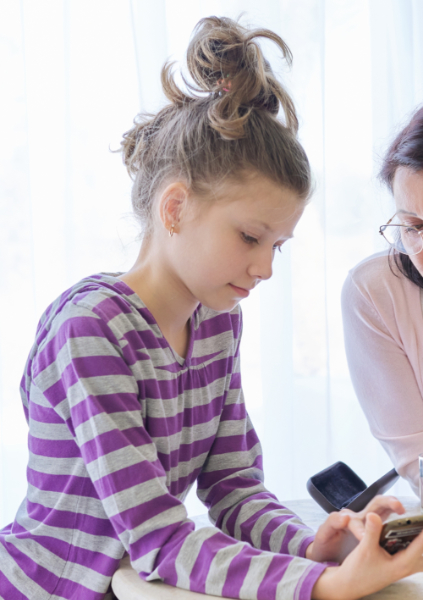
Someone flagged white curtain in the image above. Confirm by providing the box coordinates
[1,0,422,524]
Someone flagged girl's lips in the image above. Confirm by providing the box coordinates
[229,283,250,297]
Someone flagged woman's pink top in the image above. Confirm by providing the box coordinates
[342,250,423,496]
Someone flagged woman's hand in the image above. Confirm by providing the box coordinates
[306,495,405,563]
[311,512,423,600]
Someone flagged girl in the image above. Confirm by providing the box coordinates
[1,15,423,600]
[342,107,423,497]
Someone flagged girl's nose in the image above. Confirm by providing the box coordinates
[248,249,273,281]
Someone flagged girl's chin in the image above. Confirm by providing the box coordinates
[200,297,241,314]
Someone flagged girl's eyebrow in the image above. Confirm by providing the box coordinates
[250,220,294,238]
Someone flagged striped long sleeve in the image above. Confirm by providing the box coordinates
[0,274,327,600]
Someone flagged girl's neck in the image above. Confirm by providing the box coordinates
[119,246,198,357]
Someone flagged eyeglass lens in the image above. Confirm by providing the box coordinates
[382,225,423,255]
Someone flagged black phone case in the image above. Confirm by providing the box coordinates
[307,461,399,513]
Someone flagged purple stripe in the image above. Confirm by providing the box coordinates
[153,535,184,586]
[229,371,241,389]
[155,361,187,374]
[298,535,315,558]
[71,393,140,428]
[223,495,278,539]
[110,494,181,535]
[0,570,28,600]
[153,522,196,586]
[29,402,64,424]
[0,537,57,595]
[25,500,115,538]
[294,562,328,600]
[28,435,80,459]
[233,502,290,546]
[214,490,274,531]
[69,355,131,378]
[198,459,264,496]
[27,468,96,497]
[257,554,291,600]
[11,521,120,575]
[229,310,241,337]
[130,522,186,560]
[43,377,67,407]
[94,459,165,498]
[150,359,230,399]
[157,435,215,471]
[190,531,237,593]
[136,307,157,326]
[34,315,121,377]
[92,295,133,320]
[210,428,259,456]
[80,426,149,464]
[132,520,195,586]
[190,351,223,366]
[261,514,298,550]
[195,313,233,340]
[147,396,224,438]
[280,522,311,554]
[168,468,202,497]
[221,544,253,598]
[53,574,107,600]
[219,400,247,422]
[49,536,117,577]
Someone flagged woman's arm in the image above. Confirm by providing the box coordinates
[341,270,423,494]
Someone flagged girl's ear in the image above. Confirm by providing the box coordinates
[158,182,190,234]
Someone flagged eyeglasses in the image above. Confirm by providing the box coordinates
[379,213,423,256]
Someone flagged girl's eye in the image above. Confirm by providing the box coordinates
[241,232,258,245]
[273,244,282,253]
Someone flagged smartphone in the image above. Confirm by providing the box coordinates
[380,514,423,554]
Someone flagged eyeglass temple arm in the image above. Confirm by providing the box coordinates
[379,214,396,234]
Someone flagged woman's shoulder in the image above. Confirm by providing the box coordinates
[348,250,394,283]
[343,250,420,318]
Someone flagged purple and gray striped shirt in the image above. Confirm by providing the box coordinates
[0,274,327,599]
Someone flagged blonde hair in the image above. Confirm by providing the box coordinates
[120,16,311,235]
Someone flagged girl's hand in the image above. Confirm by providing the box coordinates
[311,512,423,600]
[306,495,405,563]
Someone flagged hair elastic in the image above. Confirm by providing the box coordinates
[218,74,232,92]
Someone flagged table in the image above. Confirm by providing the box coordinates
[111,497,423,600]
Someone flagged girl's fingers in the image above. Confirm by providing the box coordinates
[317,512,350,542]
[348,516,366,540]
[348,496,405,541]
[387,529,423,581]
[330,511,350,530]
[399,528,423,565]
[364,495,405,517]
[361,512,384,550]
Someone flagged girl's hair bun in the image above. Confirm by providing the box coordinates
[119,16,311,238]
[162,16,298,139]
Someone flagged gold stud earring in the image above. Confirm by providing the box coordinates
[169,224,175,237]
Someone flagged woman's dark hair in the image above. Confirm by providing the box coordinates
[379,106,423,288]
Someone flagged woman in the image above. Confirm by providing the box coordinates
[342,106,423,497]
